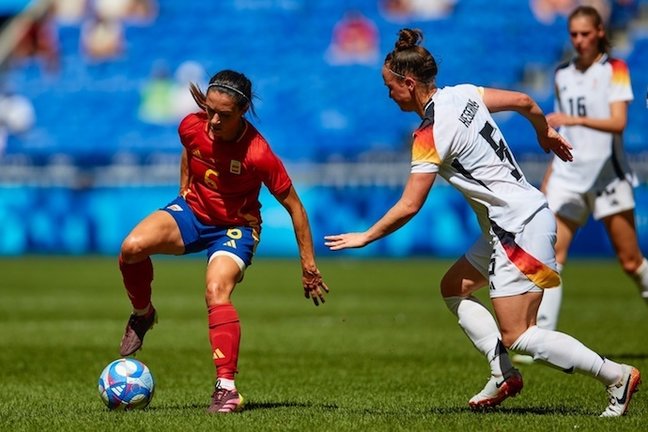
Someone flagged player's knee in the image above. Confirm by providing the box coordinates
[120,235,146,262]
[205,280,235,306]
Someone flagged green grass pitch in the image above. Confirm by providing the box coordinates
[0,257,646,431]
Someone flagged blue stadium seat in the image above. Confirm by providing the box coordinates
[5,0,645,164]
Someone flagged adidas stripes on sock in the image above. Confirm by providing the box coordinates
[208,304,241,381]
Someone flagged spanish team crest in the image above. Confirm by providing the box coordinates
[230,160,241,174]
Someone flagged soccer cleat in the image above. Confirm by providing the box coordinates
[119,307,157,356]
[600,364,641,417]
[469,368,523,410]
[207,384,245,413]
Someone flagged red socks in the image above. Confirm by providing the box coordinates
[118,255,153,310]
[208,304,241,380]
[119,255,241,380]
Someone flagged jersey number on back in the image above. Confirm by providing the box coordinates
[479,121,522,181]
[451,121,522,191]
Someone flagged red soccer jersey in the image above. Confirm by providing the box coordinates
[178,112,292,229]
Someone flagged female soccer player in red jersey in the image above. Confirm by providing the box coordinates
[325,28,640,417]
[533,5,648,334]
[116,69,329,413]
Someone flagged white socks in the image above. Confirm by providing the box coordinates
[445,296,625,387]
[536,263,563,330]
[631,258,648,302]
[444,296,513,377]
[217,378,236,390]
[510,325,623,385]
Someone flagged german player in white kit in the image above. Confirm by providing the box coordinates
[325,28,641,416]
[534,5,648,334]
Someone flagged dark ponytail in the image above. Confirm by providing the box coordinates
[189,69,257,118]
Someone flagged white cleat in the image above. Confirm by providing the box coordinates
[600,364,641,417]
[469,368,523,410]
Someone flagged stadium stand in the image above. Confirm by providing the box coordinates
[0,0,646,255]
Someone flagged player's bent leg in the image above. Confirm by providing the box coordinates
[602,210,648,304]
[121,210,187,261]
[497,291,543,367]
[118,210,185,356]
[442,255,522,408]
[509,325,642,416]
[205,254,244,413]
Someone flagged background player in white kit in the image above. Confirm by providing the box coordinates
[325,28,641,417]
[533,5,648,335]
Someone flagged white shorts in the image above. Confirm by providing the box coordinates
[465,207,561,299]
[545,177,635,226]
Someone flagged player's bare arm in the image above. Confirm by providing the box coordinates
[179,148,189,196]
[481,87,573,162]
[546,100,628,134]
[325,173,435,251]
[275,186,329,306]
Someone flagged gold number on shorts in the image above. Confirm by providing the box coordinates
[227,228,243,239]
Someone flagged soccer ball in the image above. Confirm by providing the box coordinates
[98,358,155,410]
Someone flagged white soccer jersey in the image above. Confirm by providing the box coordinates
[551,54,635,192]
[411,84,547,234]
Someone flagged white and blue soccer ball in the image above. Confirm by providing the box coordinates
[98,358,155,410]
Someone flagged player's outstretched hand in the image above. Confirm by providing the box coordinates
[303,268,329,306]
[324,233,368,251]
[538,127,573,162]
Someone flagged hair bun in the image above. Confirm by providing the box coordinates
[395,28,423,51]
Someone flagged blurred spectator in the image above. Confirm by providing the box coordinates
[93,0,157,25]
[53,0,88,25]
[530,0,577,24]
[126,0,158,25]
[80,13,123,62]
[10,3,59,73]
[530,0,611,25]
[0,83,35,155]
[409,0,458,20]
[380,0,457,22]
[93,0,132,20]
[172,60,207,120]
[325,11,379,66]
[137,61,176,125]
[380,0,412,22]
